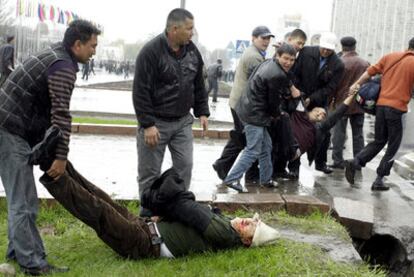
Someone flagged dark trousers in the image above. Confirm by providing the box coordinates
[40,161,159,259]
[214,108,259,180]
[207,78,218,102]
[356,106,404,177]
[332,114,364,164]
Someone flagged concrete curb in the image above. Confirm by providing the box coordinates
[394,153,414,181]
[72,123,230,139]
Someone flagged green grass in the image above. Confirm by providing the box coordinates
[0,199,385,277]
[72,117,137,125]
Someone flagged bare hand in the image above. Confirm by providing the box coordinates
[47,159,67,180]
[144,126,160,148]
[290,85,301,98]
[200,115,208,136]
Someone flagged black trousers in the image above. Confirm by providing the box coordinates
[356,106,404,177]
[40,161,159,259]
[214,108,259,180]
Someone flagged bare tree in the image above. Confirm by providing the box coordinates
[0,0,15,41]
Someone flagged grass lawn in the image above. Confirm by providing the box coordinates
[72,117,137,126]
[0,199,385,277]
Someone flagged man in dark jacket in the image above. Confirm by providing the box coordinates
[329,37,369,169]
[133,8,209,216]
[207,58,223,102]
[0,20,100,276]
[0,35,15,86]
[223,44,296,192]
[292,32,345,175]
[40,163,280,260]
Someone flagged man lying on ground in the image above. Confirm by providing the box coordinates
[39,162,280,260]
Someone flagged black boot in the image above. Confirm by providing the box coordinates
[371,176,389,191]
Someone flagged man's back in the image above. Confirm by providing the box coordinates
[368,51,414,112]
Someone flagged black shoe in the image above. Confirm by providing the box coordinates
[212,162,227,180]
[328,162,345,169]
[273,170,290,179]
[224,181,246,193]
[315,164,333,174]
[261,180,278,188]
[344,160,356,185]
[21,264,69,276]
[371,177,389,191]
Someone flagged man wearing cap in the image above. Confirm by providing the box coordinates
[345,37,414,191]
[207,58,223,102]
[213,26,274,183]
[39,162,280,259]
[0,35,15,87]
[291,32,344,175]
[329,37,369,170]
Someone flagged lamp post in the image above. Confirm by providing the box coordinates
[180,0,185,8]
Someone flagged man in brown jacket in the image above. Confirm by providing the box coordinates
[330,37,369,169]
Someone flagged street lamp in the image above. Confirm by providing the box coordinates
[180,0,185,8]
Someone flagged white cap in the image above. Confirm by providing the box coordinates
[319,32,337,50]
[251,213,280,247]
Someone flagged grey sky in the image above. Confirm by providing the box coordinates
[46,0,333,50]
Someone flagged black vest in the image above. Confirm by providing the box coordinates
[0,42,74,146]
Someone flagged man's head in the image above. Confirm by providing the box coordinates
[63,20,101,64]
[308,107,327,122]
[340,36,357,52]
[6,35,15,44]
[287,29,307,51]
[217,58,222,64]
[275,43,297,72]
[408,37,414,50]
[252,26,274,52]
[166,8,194,47]
[319,32,337,58]
[231,213,279,247]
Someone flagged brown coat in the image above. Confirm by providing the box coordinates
[332,51,369,114]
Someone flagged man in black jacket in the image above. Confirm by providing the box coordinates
[292,32,344,175]
[0,20,100,275]
[133,8,210,216]
[223,44,296,192]
[0,35,15,86]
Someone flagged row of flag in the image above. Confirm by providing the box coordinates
[15,0,98,27]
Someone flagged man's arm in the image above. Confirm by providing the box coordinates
[46,60,77,179]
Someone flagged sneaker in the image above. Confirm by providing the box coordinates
[371,177,389,191]
[344,160,356,185]
[224,181,247,193]
[21,264,69,276]
[261,180,278,188]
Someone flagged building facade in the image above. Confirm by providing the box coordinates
[332,0,414,63]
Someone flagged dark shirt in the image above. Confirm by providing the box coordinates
[290,111,315,154]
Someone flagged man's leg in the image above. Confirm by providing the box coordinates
[224,124,265,184]
[212,79,218,102]
[41,163,157,259]
[315,130,333,173]
[168,114,194,190]
[258,128,273,184]
[137,122,169,216]
[331,116,347,167]
[0,130,47,269]
[376,107,404,177]
[349,114,365,157]
[213,109,245,179]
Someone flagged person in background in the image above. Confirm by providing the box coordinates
[207,58,223,102]
[0,35,15,86]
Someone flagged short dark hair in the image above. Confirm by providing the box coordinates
[6,35,15,43]
[166,8,193,30]
[290,29,307,41]
[276,43,297,57]
[63,20,101,48]
[409,37,414,50]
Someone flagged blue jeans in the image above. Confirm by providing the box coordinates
[0,128,48,268]
[224,124,272,184]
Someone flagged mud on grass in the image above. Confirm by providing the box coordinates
[0,199,386,276]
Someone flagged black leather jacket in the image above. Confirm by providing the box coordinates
[236,59,290,127]
[133,33,210,128]
[293,46,344,109]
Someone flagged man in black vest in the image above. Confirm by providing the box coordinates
[0,20,100,276]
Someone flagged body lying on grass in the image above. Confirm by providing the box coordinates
[40,162,280,260]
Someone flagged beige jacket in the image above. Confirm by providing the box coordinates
[228,45,264,109]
